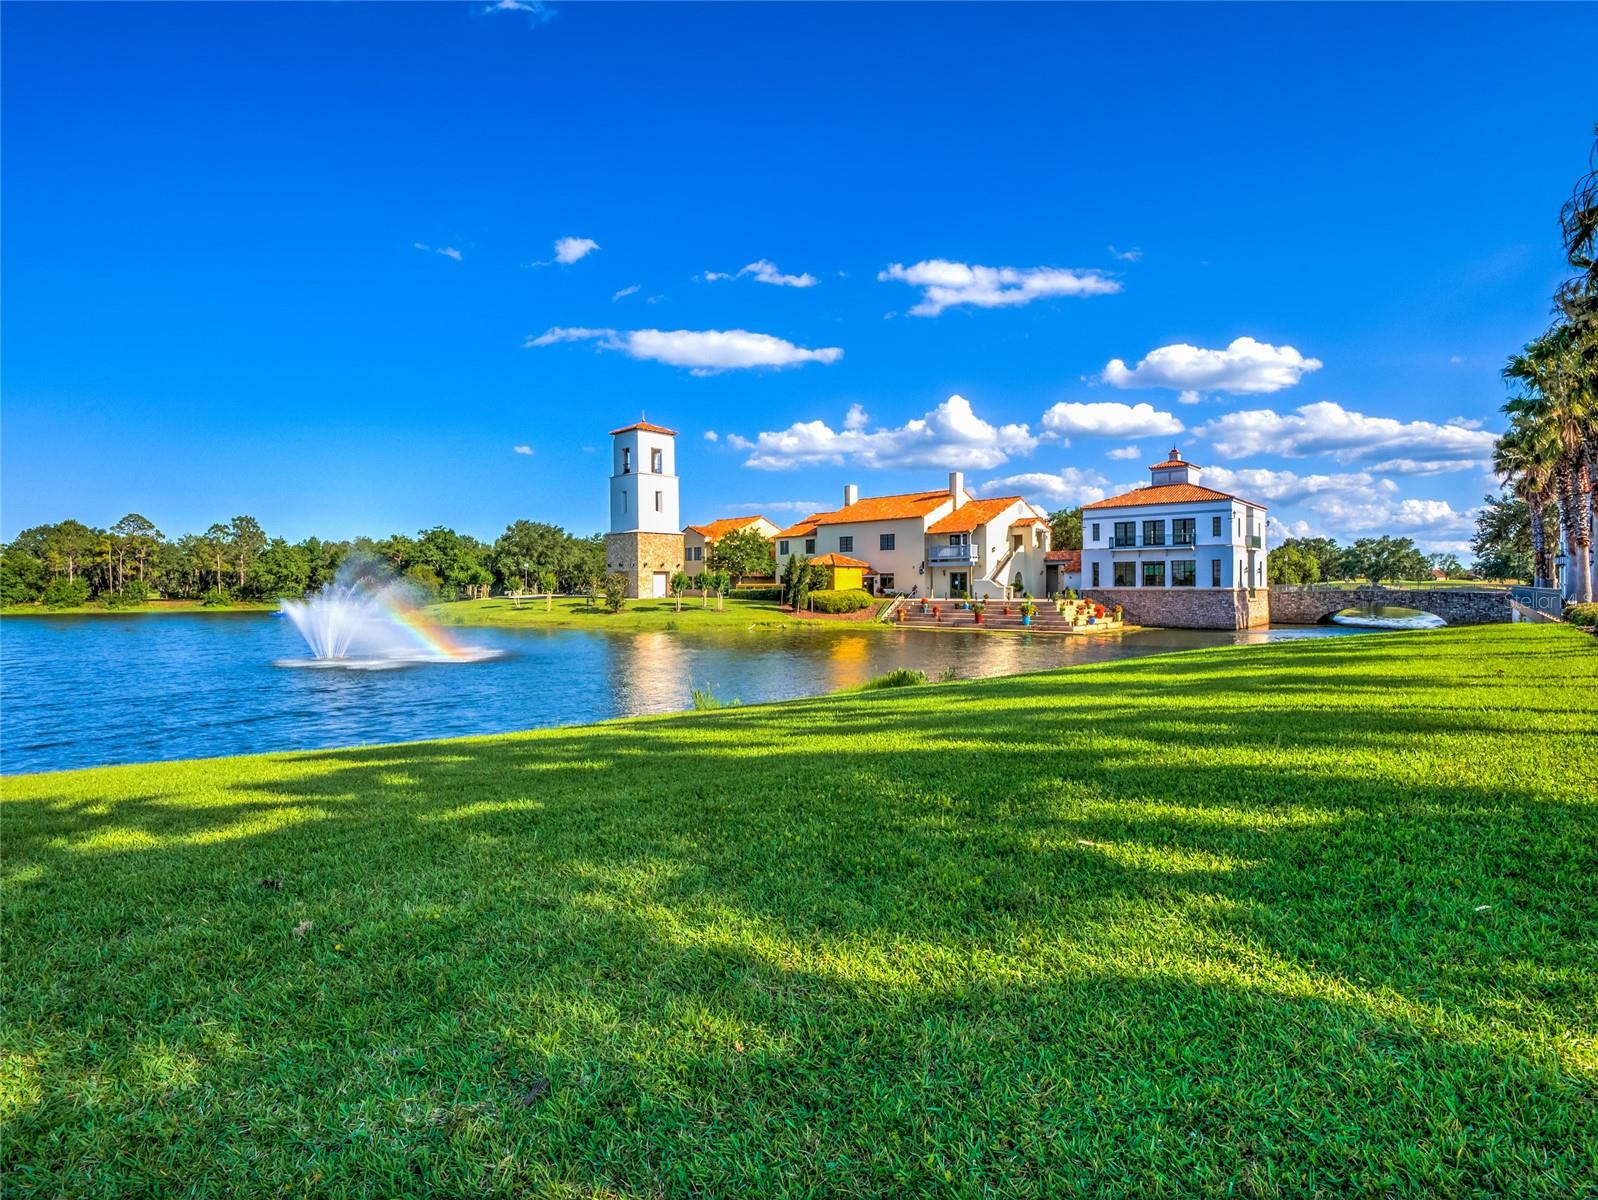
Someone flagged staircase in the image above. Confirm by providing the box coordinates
[890,600,1121,635]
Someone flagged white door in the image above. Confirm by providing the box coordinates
[652,572,669,598]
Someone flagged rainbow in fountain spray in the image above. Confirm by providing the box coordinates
[278,563,499,669]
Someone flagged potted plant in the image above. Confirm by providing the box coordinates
[1112,603,1123,622]
[973,599,986,625]
[1020,598,1035,627]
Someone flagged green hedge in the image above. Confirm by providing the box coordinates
[808,588,875,614]
[1565,602,1598,628]
[729,586,782,601]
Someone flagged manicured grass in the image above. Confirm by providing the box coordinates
[0,599,280,617]
[429,594,831,631]
[3,626,1595,1196]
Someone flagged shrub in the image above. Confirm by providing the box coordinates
[102,581,153,609]
[729,586,782,601]
[808,588,875,614]
[601,572,629,613]
[201,587,233,607]
[853,668,928,691]
[41,578,91,609]
[1565,602,1598,628]
[690,687,739,711]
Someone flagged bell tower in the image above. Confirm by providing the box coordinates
[604,419,685,598]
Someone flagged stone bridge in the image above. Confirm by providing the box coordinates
[1269,585,1511,626]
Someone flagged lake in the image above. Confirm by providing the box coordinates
[2,613,1388,775]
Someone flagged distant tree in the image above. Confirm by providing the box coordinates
[229,515,268,595]
[1470,492,1535,582]
[1341,536,1430,584]
[781,553,822,611]
[1048,507,1083,551]
[669,571,691,612]
[403,564,444,600]
[42,577,91,609]
[601,571,629,613]
[491,520,575,592]
[110,514,163,588]
[702,569,732,611]
[563,534,607,595]
[1427,552,1468,579]
[254,538,312,598]
[1277,536,1344,582]
[706,527,772,584]
[199,524,232,593]
[1268,543,1321,585]
[0,546,46,605]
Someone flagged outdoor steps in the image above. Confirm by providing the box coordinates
[892,606,1123,634]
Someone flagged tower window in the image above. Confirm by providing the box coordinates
[655,491,662,512]
[622,448,631,474]
[651,448,663,473]
[621,490,628,513]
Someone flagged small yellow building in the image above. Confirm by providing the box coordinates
[809,552,870,591]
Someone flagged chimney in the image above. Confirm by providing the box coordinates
[843,483,859,508]
[948,471,965,509]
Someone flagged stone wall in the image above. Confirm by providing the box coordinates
[1083,587,1269,630]
[605,531,685,599]
[1269,585,1509,626]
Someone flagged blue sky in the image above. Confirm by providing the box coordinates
[4,2,1594,553]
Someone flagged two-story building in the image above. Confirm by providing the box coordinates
[773,472,1051,598]
[1079,448,1269,629]
[681,515,780,577]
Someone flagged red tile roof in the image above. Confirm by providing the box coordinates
[927,496,1026,534]
[810,552,870,569]
[1045,549,1082,570]
[1149,446,1198,470]
[1082,483,1263,510]
[684,515,769,540]
[813,489,957,525]
[775,515,825,539]
[608,420,678,437]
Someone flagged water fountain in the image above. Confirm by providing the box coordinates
[277,564,500,669]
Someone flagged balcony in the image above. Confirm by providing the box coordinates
[927,544,978,565]
[1112,536,1137,548]
[1248,534,1263,549]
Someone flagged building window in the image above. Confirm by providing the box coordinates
[1173,518,1195,546]
[621,490,628,513]
[1237,517,1242,536]
[805,538,816,554]
[693,546,704,562]
[1091,522,1100,542]
[1143,561,1165,588]
[1113,521,1136,548]
[1212,515,1222,538]
[778,540,790,555]
[879,533,895,551]
[1172,560,1196,587]
[654,491,662,512]
[1091,561,1100,587]
[651,448,662,473]
[949,533,968,546]
[622,448,631,474]
[838,535,854,553]
[1142,520,1165,547]
[1211,558,1222,587]
[878,574,894,592]
[1114,561,1136,587]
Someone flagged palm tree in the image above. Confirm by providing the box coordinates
[1493,420,1557,586]
[1505,325,1595,601]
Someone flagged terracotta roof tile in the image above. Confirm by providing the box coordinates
[812,489,955,526]
[927,496,1026,534]
[608,420,678,437]
[810,552,870,568]
[1082,483,1264,510]
[684,515,769,540]
[775,515,825,539]
[1045,549,1082,569]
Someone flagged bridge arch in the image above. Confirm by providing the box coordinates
[1268,585,1511,626]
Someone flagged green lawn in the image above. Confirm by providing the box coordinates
[3,626,1595,1196]
[1,599,281,617]
[429,594,834,631]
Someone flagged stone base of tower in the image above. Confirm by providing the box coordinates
[605,531,686,599]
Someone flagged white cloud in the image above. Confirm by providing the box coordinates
[729,499,825,514]
[979,466,1110,507]
[1106,444,1142,460]
[726,434,754,451]
[1449,355,1463,365]
[843,403,870,431]
[736,394,1036,471]
[1177,390,1202,406]
[526,327,843,374]
[612,284,641,301]
[1107,245,1143,262]
[702,430,719,442]
[485,0,552,17]
[413,242,462,261]
[1367,456,1491,476]
[1041,401,1184,439]
[1268,516,1313,541]
[512,444,534,456]
[703,259,817,288]
[1195,401,1498,464]
[1302,493,1474,537]
[878,259,1120,316]
[553,236,599,264]
[1104,337,1322,395]
[1203,465,1397,505]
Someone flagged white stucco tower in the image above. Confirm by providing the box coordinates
[604,419,685,598]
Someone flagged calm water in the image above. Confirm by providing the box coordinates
[1,613,1384,775]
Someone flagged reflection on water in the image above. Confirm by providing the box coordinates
[1331,604,1446,631]
[3,613,1393,774]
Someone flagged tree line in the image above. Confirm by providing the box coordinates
[0,516,611,608]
